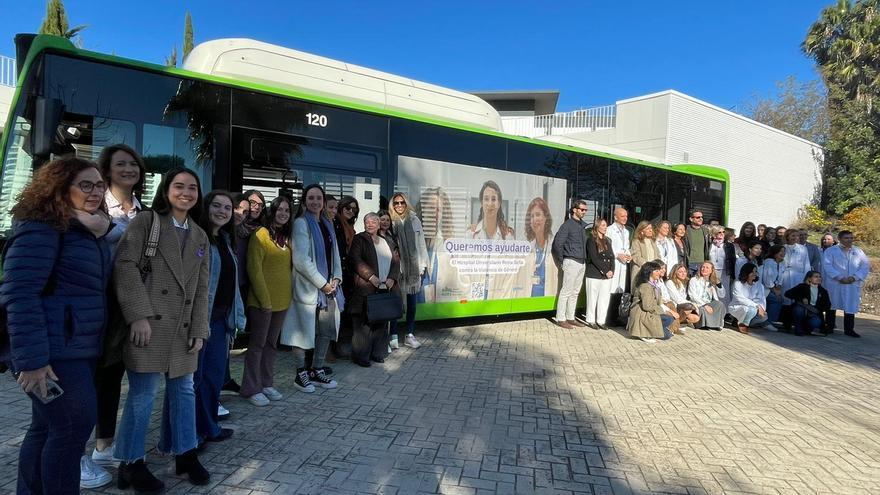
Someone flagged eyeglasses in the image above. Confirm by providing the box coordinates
[249,200,264,208]
[343,205,359,211]
[77,180,107,193]
[692,215,703,219]
[393,201,407,206]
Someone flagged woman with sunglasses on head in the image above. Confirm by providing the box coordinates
[79,144,147,487]
[1,157,113,494]
[333,196,360,357]
[240,196,293,407]
[281,184,343,392]
[389,193,428,350]
[112,167,211,490]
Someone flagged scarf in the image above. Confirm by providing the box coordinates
[236,216,261,239]
[73,209,111,238]
[305,214,345,312]
[394,212,421,294]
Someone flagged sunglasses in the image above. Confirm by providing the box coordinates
[393,200,407,206]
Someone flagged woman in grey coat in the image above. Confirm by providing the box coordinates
[281,184,343,393]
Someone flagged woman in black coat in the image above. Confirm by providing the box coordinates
[347,213,401,366]
[783,271,831,336]
[583,219,615,329]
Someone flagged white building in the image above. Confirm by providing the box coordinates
[495,90,823,229]
[0,55,15,135]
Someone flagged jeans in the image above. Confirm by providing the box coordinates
[792,305,823,335]
[556,258,585,322]
[766,291,783,323]
[114,371,197,461]
[659,315,675,340]
[192,316,228,442]
[17,359,96,495]
[390,293,419,337]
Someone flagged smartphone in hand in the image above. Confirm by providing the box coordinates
[13,372,64,404]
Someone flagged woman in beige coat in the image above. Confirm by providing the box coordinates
[630,221,660,291]
[113,168,211,491]
[627,261,674,343]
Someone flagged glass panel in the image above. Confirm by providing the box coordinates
[692,176,725,225]
[608,162,666,228]
[0,115,34,234]
[390,119,506,170]
[666,170,691,226]
[575,154,609,227]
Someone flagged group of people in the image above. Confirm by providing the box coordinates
[0,146,431,494]
[552,201,871,343]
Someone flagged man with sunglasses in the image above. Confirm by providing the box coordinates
[551,200,589,329]
[686,209,711,275]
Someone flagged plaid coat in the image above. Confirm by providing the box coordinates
[114,212,210,378]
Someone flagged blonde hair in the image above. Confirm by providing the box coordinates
[669,263,690,289]
[389,192,414,221]
[634,220,654,241]
[700,261,720,285]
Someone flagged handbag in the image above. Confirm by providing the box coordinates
[366,288,403,324]
[137,211,160,282]
[616,292,633,326]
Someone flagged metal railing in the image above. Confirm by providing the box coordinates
[1,55,17,87]
[501,104,617,138]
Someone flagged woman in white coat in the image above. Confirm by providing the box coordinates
[281,184,344,393]
[654,221,679,271]
[688,261,727,330]
[729,263,775,334]
[822,230,870,337]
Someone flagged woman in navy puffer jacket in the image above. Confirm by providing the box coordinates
[0,156,112,495]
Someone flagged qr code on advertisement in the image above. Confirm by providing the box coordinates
[470,282,486,301]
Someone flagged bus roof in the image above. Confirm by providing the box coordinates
[6,34,729,185]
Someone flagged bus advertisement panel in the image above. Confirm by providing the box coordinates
[396,156,567,304]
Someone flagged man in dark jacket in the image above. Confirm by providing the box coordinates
[551,200,588,329]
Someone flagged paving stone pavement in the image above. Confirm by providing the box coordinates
[1,314,879,494]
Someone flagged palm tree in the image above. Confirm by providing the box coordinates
[803,0,880,113]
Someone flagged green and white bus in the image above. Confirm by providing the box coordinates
[0,34,727,320]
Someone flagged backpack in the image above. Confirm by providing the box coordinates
[616,291,633,327]
[0,232,64,373]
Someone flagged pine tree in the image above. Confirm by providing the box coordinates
[38,0,86,40]
[183,12,194,60]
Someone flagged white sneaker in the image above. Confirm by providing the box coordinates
[218,404,230,417]
[640,338,657,344]
[262,387,283,401]
[90,444,121,467]
[389,335,400,350]
[247,392,270,407]
[387,344,393,354]
[405,334,422,349]
[80,455,112,489]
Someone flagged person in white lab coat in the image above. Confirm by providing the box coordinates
[822,230,870,337]
[654,220,679,272]
[780,229,811,330]
[729,263,775,334]
[607,207,631,294]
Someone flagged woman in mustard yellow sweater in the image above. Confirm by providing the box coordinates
[240,196,293,407]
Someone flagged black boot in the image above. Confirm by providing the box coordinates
[118,459,165,493]
[175,448,210,485]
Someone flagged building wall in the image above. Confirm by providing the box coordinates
[0,85,14,134]
[663,92,822,229]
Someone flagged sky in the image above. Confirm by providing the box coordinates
[1,1,833,113]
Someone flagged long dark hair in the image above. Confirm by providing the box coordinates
[150,167,203,222]
[591,218,609,251]
[296,183,325,219]
[200,190,236,246]
[477,180,510,238]
[97,143,147,199]
[264,196,293,245]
